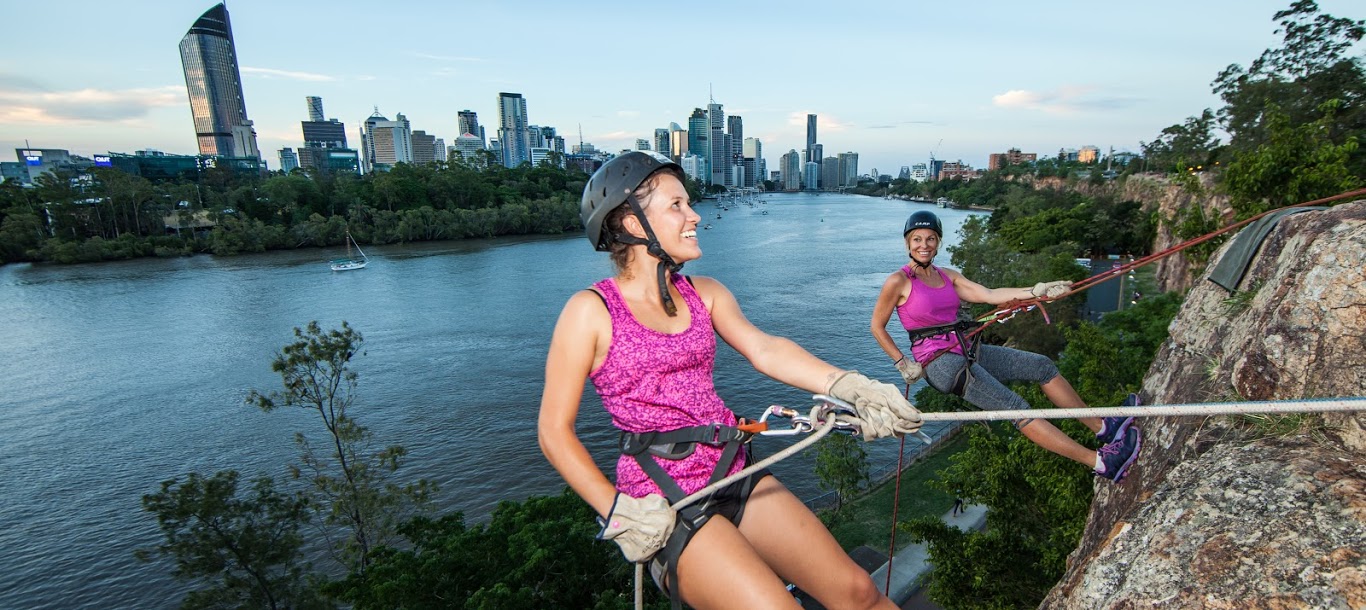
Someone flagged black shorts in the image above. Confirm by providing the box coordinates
[648,468,772,591]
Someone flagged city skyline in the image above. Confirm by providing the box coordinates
[2,0,1363,174]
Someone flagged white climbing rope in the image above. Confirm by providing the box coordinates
[914,397,1366,423]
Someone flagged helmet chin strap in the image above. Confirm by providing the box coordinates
[909,252,934,270]
[612,195,685,316]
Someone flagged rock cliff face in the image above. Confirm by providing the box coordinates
[1041,201,1366,609]
[1030,174,1231,293]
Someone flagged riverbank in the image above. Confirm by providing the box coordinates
[826,427,969,552]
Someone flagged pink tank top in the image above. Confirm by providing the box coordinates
[895,266,964,365]
[589,275,745,498]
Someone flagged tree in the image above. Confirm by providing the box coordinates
[247,322,433,575]
[331,490,650,610]
[137,470,331,610]
[1213,0,1366,160]
[813,433,870,512]
[1140,109,1222,174]
[1222,100,1361,217]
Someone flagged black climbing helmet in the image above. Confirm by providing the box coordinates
[580,150,683,251]
[903,210,942,238]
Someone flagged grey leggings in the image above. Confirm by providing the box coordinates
[924,345,1059,423]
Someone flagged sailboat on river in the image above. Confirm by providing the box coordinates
[329,231,369,271]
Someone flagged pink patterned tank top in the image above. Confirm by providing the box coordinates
[895,266,964,365]
[589,274,745,498]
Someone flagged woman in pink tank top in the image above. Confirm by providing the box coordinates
[869,211,1142,485]
[539,152,911,610]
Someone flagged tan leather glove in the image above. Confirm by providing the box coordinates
[895,357,924,385]
[1030,280,1073,299]
[828,371,924,441]
[597,493,676,563]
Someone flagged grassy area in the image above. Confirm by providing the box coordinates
[825,432,970,554]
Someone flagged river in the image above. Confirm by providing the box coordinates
[0,192,981,608]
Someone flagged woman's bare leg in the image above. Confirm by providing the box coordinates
[735,477,897,610]
[1040,375,1101,433]
[673,513,800,610]
[1019,419,1096,467]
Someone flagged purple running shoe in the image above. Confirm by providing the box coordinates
[1095,425,1142,482]
[1097,393,1140,444]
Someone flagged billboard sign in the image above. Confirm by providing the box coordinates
[94,155,112,167]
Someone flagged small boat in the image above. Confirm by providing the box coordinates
[329,231,368,271]
[703,223,713,230]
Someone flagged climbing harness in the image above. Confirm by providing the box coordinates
[905,319,984,397]
[626,395,876,610]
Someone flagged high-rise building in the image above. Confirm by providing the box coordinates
[839,152,860,188]
[727,115,743,186]
[497,92,530,168]
[707,101,727,186]
[687,108,709,182]
[179,3,259,159]
[297,96,359,174]
[804,162,820,190]
[742,137,762,188]
[306,96,324,122]
[278,148,299,173]
[668,122,687,162]
[780,150,802,191]
[411,130,438,164]
[457,110,485,148]
[635,139,650,151]
[821,158,839,190]
[653,129,670,155]
[360,110,412,172]
[805,114,818,164]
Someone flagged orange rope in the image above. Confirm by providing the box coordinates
[967,186,1366,338]
[884,384,912,595]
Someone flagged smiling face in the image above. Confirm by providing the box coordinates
[905,228,940,266]
[633,172,702,263]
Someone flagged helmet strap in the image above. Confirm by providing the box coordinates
[909,252,934,271]
[613,195,684,316]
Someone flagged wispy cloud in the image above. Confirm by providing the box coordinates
[595,130,635,140]
[412,52,485,63]
[0,85,184,125]
[616,110,640,119]
[240,67,337,82]
[992,86,1137,115]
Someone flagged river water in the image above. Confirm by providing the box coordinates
[0,193,980,608]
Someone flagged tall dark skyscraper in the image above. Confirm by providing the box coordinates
[805,114,818,164]
[179,3,259,158]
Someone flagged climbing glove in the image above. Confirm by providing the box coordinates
[1030,280,1073,299]
[828,371,924,441]
[895,357,924,385]
[597,493,676,563]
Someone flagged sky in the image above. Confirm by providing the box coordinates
[2,0,1363,174]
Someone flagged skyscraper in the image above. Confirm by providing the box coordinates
[359,109,412,173]
[687,109,709,182]
[298,96,359,174]
[654,128,670,155]
[457,110,486,149]
[727,115,743,187]
[306,96,324,122]
[707,101,727,186]
[179,3,259,158]
[805,114,818,164]
[497,92,530,168]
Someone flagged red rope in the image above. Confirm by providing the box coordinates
[965,186,1366,339]
[885,385,911,595]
